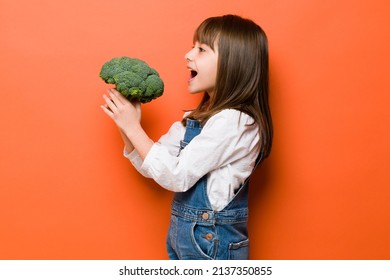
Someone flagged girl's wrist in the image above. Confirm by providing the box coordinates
[124,122,142,140]
[125,123,153,160]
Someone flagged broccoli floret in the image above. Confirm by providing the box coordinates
[114,71,146,98]
[142,75,164,103]
[99,57,164,103]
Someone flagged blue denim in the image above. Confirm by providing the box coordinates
[166,119,251,260]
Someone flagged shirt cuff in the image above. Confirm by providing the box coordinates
[140,143,160,172]
[123,147,145,171]
[123,144,160,179]
[124,147,136,159]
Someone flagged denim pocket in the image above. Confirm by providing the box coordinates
[191,223,217,259]
[228,238,249,260]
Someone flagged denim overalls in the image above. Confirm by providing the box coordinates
[166,119,259,260]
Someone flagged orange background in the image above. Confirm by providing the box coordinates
[1,0,389,259]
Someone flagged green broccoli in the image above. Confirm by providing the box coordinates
[99,57,164,103]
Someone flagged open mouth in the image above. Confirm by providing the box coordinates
[190,70,198,78]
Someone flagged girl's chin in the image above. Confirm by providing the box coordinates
[187,85,201,94]
[188,87,213,95]
[188,90,202,94]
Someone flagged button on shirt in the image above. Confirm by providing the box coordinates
[125,109,260,211]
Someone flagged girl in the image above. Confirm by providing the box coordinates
[101,14,273,260]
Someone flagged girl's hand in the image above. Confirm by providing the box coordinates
[101,88,153,160]
[101,88,141,133]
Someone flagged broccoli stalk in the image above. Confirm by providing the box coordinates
[99,57,164,103]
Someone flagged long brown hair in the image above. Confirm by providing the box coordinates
[183,14,273,159]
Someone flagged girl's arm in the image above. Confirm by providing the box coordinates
[118,129,134,155]
[137,110,260,193]
[101,88,153,160]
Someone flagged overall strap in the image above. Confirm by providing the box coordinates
[173,118,212,209]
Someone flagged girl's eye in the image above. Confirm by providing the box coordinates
[191,42,208,53]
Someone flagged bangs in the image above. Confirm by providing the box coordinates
[193,17,222,50]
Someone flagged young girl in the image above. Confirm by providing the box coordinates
[101,14,273,260]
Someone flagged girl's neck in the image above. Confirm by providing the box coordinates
[200,101,210,112]
[200,92,211,112]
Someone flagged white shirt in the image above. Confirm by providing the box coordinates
[125,109,260,211]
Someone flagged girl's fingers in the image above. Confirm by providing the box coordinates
[103,94,118,112]
[100,104,114,117]
[113,88,127,102]
[108,88,126,105]
[107,90,121,106]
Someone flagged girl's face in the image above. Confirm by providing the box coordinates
[185,41,218,95]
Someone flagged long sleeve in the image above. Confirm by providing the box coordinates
[125,109,260,211]
[124,119,184,177]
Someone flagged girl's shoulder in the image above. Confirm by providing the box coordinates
[207,109,255,126]
[180,109,256,131]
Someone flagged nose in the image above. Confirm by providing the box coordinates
[185,48,194,62]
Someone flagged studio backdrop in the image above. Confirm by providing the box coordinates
[0,0,389,259]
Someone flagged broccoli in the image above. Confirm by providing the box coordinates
[99,57,164,103]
